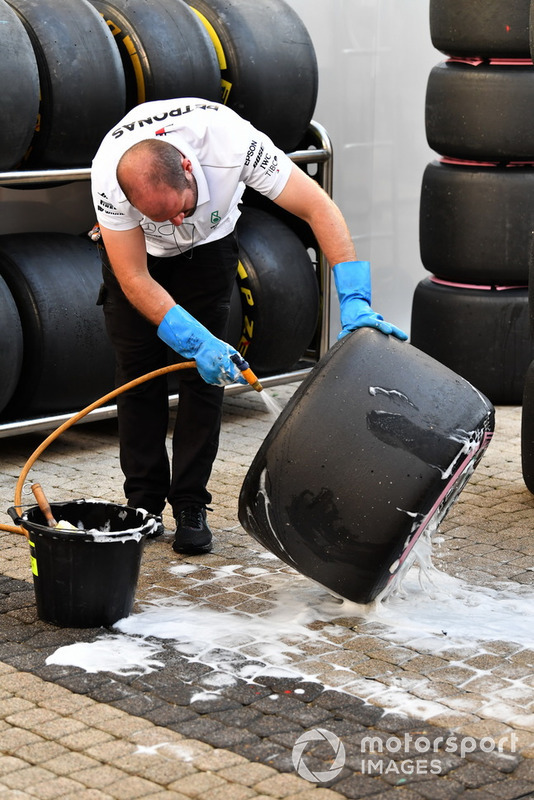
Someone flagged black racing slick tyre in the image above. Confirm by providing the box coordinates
[0,0,40,170]
[234,207,319,375]
[187,0,318,152]
[410,277,532,405]
[0,233,115,419]
[0,276,23,416]
[426,61,534,162]
[420,161,534,284]
[227,280,243,351]
[521,359,534,492]
[89,0,221,110]
[430,0,531,58]
[7,0,126,168]
[239,328,494,604]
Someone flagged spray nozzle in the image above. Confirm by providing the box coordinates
[230,352,263,392]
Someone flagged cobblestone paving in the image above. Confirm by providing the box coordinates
[1,384,534,799]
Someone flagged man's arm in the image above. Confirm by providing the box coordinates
[273,163,407,342]
[272,163,357,267]
[99,224,175,325]
[98,224,244,385]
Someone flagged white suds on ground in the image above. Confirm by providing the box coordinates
[46,537,534,720]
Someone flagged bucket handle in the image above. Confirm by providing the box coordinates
[5,506,27,537]
[7,506,23,524]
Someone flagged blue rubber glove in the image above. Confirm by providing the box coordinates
[333,260,408,341]
[158,305,245,386]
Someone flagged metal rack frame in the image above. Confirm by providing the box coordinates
[0,120,333,437]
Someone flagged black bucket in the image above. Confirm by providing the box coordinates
[10,500,156,628]
[238,328,495,604]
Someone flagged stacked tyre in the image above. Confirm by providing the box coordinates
[0,0,318,170]
[0,234,116,421]
[231,207,320,376]
[411,0,534,408]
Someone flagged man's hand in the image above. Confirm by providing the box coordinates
[333,260,408,341]
[158,305,245,386]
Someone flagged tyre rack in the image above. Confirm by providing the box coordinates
[0,120,333,437]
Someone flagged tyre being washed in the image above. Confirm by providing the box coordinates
[0,233,115,418]
[0,0,40,170]
[234,207,319,375]
[188,0,318,152]
[89,0,221,110]
[7,0,126,168]
[521,359,534,493]
[238,329,494,605]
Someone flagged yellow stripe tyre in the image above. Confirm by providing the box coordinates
[188,0,318,152]
[88,0,221,110]
[233,207,319,375]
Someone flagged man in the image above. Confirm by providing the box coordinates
[91,97,407,556]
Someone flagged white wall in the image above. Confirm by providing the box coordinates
[285,0,439,338]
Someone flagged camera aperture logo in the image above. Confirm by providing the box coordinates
[292,728,518,782]
[292,728,346,782]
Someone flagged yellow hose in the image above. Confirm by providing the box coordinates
[1,360,196,537]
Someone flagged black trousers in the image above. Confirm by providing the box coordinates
[100,233,239,518]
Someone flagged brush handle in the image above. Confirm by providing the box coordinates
[31,483,57,528]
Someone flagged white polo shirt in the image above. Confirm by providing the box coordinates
[91,98,294,257]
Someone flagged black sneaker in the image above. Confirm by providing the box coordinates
[172,506,212,554]
[145,514,165,539]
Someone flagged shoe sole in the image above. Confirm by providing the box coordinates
[172,541,213,555]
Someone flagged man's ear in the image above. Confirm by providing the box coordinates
[182,156,193,174]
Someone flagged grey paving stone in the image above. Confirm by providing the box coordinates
[142,701,198,727]
[110,693,166,717]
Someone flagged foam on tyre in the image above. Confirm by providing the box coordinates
[521,359,534,493]
[420,160,534,284]
[89,0,221,110]
[411,277,532,405]
[188,0,318,152]
[0,233,115,418]
[7,0,126,168]
[239,328,494,604]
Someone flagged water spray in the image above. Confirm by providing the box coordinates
[230,352,263,392]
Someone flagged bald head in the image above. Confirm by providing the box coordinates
[117,139,190,207]
[116,139,198,225]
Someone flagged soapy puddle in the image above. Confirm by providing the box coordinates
[46,535,534,725]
